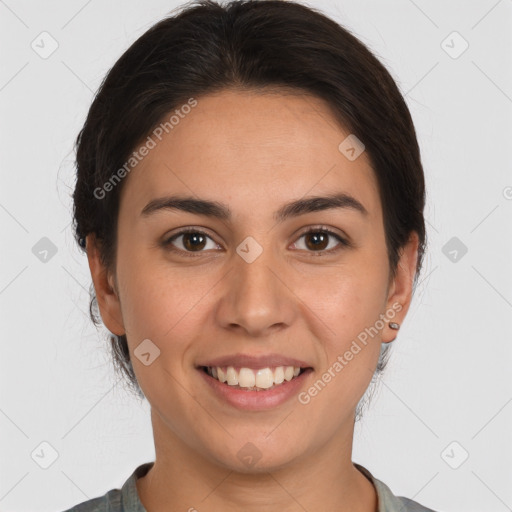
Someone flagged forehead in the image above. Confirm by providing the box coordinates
[119,89,381,221]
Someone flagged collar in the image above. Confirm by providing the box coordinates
[120,461,432,512]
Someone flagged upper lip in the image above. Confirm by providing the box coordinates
[197,353,313,370]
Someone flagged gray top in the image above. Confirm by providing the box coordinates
[62,462,438,512]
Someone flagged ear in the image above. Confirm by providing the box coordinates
[85,234,126,336]
[381,232,419,343]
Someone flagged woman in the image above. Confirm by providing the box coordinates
[65,0,436,510]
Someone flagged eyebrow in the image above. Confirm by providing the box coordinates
[140,192,368,223]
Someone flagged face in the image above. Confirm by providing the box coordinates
[88,89,418,472]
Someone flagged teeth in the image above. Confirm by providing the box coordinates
[206,365,303,390]
[255,368,273,389]
[274,366,284,385]
[238,367,255,387]
[226,366,238,386]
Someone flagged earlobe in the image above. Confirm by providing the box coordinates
[381,232,419,343]
[85,234,126,336]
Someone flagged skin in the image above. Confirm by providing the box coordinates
[87,89,419,512]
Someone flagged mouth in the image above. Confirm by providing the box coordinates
[198,365,311,391]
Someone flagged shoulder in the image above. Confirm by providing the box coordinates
[62,492,121,512]
[61,488,122,512]
[61,462,154,512]
[354,463,439,512]
[394,496,439,512]
[382,493,439,512]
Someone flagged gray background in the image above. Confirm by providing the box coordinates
[1,1,511,511]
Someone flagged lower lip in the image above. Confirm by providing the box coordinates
[197,367,313,411]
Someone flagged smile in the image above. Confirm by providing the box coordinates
[201,365,305,391]
[197,364,313,410]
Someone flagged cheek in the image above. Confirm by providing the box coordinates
[118,257,211,347]
[309,246,389,333]
[116,257,213,407]
[303,246,389,381]
[295,274,387,426]
[117,231,389,350]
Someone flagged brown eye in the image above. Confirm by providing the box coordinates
[163,228,219,255]
[304,231,329,251]
[293,227,349,254]
[182,232,207,251]
[163,226,349,257]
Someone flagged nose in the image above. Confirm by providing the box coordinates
[215,241,297,338]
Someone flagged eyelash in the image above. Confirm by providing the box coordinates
[162,226,350,258]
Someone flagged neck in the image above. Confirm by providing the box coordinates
[136,409,377,512]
